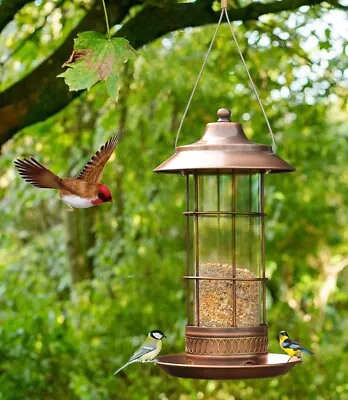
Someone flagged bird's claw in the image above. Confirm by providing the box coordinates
[288,355,302,363]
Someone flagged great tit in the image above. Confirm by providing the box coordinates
[114,330,165,375]
[279,330,314,361]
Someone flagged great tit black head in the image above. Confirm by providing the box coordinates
[279,331,289,339]
[150,330,166,340]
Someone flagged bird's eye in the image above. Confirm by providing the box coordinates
[98,192,107,201]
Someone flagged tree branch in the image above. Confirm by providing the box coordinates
[0,0,136,148]
[0,0,343,148]
[0,0,32,32]
[0,0,67,67]
[116,0,332,48]
[315,256,348,315]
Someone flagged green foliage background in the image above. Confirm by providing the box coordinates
[0,2,347,399]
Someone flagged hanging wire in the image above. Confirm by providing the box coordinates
[174,9,224,149]
[223,8,276,153]
[174,1,277,153]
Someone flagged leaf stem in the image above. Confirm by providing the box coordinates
[101,0,111,40]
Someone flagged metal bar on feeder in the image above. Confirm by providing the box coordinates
[186,175,191,325]
[194,173,200,326]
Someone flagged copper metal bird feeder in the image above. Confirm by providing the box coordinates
[154,109,300,379]
[153,2,300,380]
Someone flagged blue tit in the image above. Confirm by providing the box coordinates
[279,331,314,361]
[114,330,165,375]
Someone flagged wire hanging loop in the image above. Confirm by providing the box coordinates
[174,3,277,153]
[174,9,224,149]
[223,8,276,153]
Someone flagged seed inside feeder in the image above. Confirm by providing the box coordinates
[199,263,260,328]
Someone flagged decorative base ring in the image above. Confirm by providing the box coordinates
[185,326,268,365]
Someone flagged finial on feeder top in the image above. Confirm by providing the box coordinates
[221,0,228,9]
[217,108,231,122]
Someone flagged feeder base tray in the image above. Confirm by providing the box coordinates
[156,353,301,380]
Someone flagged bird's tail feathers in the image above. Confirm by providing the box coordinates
[302,348,314,355]
[114,359,137,376]
[14,157,62,189]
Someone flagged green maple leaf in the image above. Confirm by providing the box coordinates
[58,31,136,101]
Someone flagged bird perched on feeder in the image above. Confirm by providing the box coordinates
[279,331,314,361]
[14,132,122,209]
[114,330,165,376]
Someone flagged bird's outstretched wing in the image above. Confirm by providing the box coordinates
[76,132,122,184]
[14,158,62,189]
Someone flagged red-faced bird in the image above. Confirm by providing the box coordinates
[14,133,121,209]
[279,331,314,361]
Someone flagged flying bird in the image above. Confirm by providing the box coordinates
[279,330,314,361]
[114,330,165,376]
[14,133,121,209]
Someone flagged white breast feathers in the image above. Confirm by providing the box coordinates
[61,195,95,208]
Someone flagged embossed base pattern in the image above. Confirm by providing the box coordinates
[185,335,268,356]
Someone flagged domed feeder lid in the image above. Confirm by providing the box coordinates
[154,108,295,174]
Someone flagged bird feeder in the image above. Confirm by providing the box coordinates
[154,108,301,379]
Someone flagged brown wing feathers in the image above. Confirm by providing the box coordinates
[14,157,62,189]
[76,132,122,183]
[14,132,121,189]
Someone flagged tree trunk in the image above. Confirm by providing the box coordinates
[65,208,96,284]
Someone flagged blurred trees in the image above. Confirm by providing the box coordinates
[0,1,347,399]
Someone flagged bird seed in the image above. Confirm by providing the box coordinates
[198,263,260,328]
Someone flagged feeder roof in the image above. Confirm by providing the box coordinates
[154,109,295,174]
